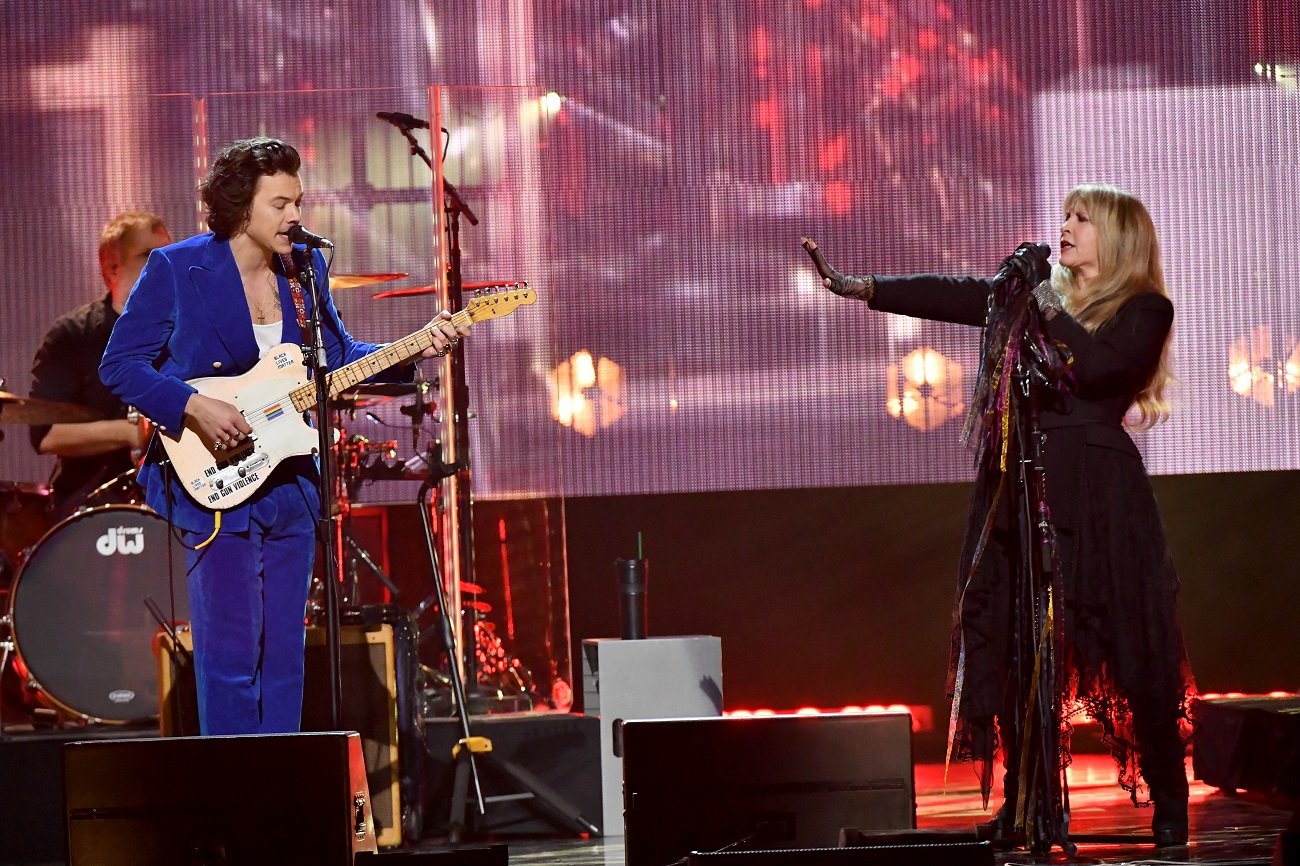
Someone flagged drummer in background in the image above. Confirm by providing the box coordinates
[29,211,173,518]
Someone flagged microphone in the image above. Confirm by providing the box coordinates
[287,224,334,249]
[376,111,431,130]
[1033,279,1064,313]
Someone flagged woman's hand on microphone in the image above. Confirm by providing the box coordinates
[800,237,875,302]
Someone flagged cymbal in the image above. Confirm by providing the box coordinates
[342,382,430,398]
[334,381,431,409]
[371,279,527,299]
[0,391,104,425]
[330,272,408,289]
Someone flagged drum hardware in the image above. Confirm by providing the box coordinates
[0,480,53,579]
[339,434,400,499]
[126,406,154,466]
[342,529,400,598]
[308,422,404,612]
[0,617,15,734]
[335,383,427,413]
[78,469,147,511]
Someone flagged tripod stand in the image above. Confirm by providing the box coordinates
[415,477,599,840]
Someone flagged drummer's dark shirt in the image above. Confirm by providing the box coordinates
[29,294,135,514]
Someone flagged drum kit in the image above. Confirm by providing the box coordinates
[1,387,191,726]
[0,272,539,729]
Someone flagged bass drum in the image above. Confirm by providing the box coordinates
[8,505,190,723]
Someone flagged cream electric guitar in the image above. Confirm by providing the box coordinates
[162,285,535,510]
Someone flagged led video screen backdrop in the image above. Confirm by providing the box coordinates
[1,2,1297,499]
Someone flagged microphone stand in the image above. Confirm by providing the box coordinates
[393,124,478,226]
[968,266,1074,856]
[1008,350,1072,856]
[391,120,483,699]
[382,112,598,838]
[297,246,345,728]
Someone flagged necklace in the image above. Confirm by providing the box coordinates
[249,270,282,324]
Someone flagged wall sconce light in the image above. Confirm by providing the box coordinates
[885,346,964,432]
[1228,325,1300,408]
[551,350,625,437]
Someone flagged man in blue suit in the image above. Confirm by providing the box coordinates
[101,137,469,735]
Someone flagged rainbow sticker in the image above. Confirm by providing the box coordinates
[265,403,285,421]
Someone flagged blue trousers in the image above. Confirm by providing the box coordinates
[183,481,316,735]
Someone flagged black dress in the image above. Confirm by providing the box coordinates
[870,274,1194,805]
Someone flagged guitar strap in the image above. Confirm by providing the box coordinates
[277,252,310,336]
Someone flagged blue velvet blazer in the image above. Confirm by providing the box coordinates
[100,232,388,533]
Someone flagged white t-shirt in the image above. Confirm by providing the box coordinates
[252,321,282,358]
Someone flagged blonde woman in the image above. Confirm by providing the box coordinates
[805,183,1193,849]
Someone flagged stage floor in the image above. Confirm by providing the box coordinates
[419,752,1295,865]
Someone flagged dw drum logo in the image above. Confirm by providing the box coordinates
[96,526,145,556]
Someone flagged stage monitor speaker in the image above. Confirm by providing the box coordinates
[622,712,916,866]
[1193,695,1300,798]
[63,731,376,866]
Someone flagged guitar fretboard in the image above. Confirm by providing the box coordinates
[288,308,475,412]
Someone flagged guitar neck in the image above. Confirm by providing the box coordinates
[288,308,473,412]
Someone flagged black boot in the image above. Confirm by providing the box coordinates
[975,800,1019,849]
[1151,781,1189,847]
[975,764,1022,849]
[1152,797,1189,846]
[1135,703,1190,847]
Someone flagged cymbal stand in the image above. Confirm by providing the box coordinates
[343,531,400,600]
[0,617,14,736]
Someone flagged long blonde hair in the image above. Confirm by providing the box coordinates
[1050,183,1172,428]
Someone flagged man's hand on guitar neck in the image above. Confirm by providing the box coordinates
[185,392,253,452]
[420,309,472,359]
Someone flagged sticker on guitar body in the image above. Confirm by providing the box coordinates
[205,470,262,505]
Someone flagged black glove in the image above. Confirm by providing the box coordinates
[800,237,875,301]
[998,242,1052,287]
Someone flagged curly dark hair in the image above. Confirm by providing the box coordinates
[200,137,302,239]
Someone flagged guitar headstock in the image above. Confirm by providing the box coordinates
[465,282,536,321]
